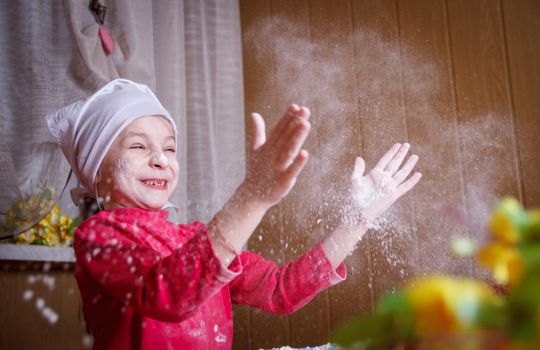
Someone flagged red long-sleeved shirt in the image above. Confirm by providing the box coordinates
[74,207,346,349]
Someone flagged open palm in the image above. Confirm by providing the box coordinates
[244,105,311,208]
[351,143,421,222]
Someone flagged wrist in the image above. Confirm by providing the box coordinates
[341,198,377,229]
[236,181,273,213]
[321,223,369,268]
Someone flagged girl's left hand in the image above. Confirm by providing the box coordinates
[350,143,422,224]
[241,104,311,209]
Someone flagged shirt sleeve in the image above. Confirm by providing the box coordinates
[228,243,346,314]
[73,216,241,323]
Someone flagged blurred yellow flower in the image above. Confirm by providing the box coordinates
[491,212,519,245]
[333,197,540,350]
[474,197,529,287]
[490,197,523,245]
[405,276,499,337]
[477,243,524,286]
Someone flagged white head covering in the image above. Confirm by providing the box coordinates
[46,78,177,204]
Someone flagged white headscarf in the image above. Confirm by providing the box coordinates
[46,79,177,204]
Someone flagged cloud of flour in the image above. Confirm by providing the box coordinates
[243,16,516,281]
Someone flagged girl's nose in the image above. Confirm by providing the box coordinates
[150,152,169,169]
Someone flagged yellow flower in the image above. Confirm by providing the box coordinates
[404,276,498,337]
[476,198,531,286]
[477,243,524,286]
[490,197,524,245]
[43,230,60,246]
[11,202,75,247]
[59,215,71,227]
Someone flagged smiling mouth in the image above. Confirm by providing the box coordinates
[140,179,168,190]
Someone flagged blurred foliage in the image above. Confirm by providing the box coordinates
[332,197,540,350]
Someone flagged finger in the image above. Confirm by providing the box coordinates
[275,119,311,170]
[273,112,311,154]
[384,143,410,175]
[392,154,418,184]
[298,106,311,120]
[266,104,302,147]
[374,143,401,170]
[250,113,266,151]
[395,172,422,197]
[352,157,365,179]
[281,149,309,184]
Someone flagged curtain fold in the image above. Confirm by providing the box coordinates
[0,0,245,238]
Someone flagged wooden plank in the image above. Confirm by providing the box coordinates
[397,0,472,279]
[350,0,413,316]
[238,2,280,349]
[502,0,540,208]
[0,269,89,349]
[272,0,334,347]
[318,0,379,336]
[232,304,252,350]
[446,0,522,279]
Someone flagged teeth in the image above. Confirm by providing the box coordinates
[144,180,165,186]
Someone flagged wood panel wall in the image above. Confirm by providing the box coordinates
[0,264,90,350]
[235,0,540,349]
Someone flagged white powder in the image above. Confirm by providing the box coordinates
[114,158,132,179]
[42,306,59,324]
[35,298,45,310]
[22,289,33,301]
[351,167,392,209]
[244,16,513,287]
[156,153,169,167]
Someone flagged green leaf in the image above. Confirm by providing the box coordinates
[522,210,540,243]
[331,314,383,347]
[504,270,540,342]
[332,293,415,349]
[519,245,540,270]
[476,301,509,332]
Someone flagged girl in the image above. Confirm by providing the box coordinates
[47,79,421,349]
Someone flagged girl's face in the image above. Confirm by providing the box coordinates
[97,116,179,210]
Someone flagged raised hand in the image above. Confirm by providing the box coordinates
[242,104,311,208]
[350,143,421,224]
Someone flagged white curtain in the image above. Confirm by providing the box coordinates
[0,0,245,238]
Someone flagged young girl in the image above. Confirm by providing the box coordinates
[47,79,421,349]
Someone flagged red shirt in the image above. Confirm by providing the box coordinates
[74,207,346,349]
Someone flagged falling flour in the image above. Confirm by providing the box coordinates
[244,16,514,284]
[22,273,60,324]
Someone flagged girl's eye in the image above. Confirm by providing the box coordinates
[165,148,176,153]
[130,144,145,150]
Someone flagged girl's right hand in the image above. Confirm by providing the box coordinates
[241,104,311,209]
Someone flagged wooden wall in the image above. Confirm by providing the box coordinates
[0,263,90,349]
[235,0,540,349]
